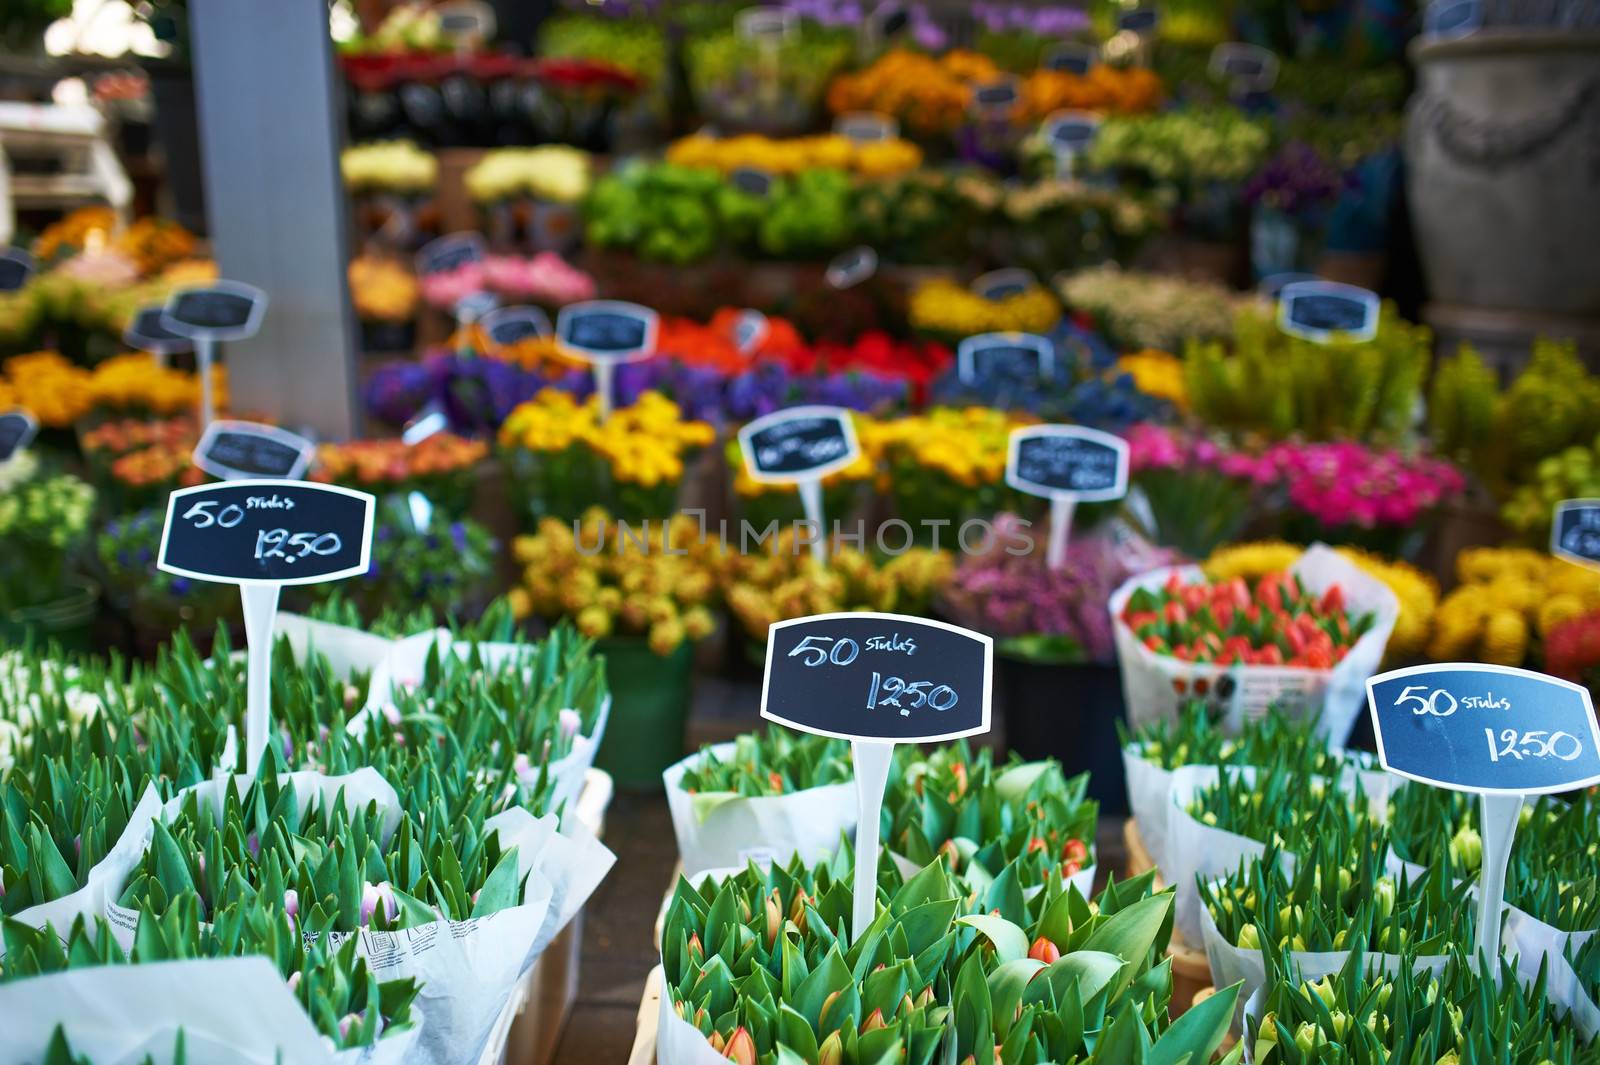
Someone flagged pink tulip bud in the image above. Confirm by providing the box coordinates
[286,971,301,994]
[284,888,299,918]
[247,833,260,858]
[513,752,532,777]
[381,703,402,726]
[343,685,360,708]
[361,881,397,927]
[338,1013,359,1042]
[558,707,581,739]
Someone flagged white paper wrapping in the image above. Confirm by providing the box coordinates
[1239,946,1600,1062]
[275,612,414,681]
[662,743,858,875]
[80,768,613,1065]
[1198,882,1450,1026]
[1110,545,1398,743]
[0,956,423,1065]
[361,633,609,813]
[1122,745,1175,870]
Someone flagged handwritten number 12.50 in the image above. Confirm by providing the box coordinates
[867,672,958,716]
[255,528,341,563]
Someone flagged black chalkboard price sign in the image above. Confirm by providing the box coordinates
[193,420,315,481]
[125,304,194,356]
[762,612,992,743]
[730,167,774,198]
[738,406,859,482]
[1007,425,1129,502]
[481,305,553,347]
[162,282,268,341]
[1043,42,1097,75]
[1277,280,1379,343]
[971,268,1036,302]
[1044,111,1101,155]
[158,480,375,586]
[834,112,897,144]
[957,331,1055,384]
[1553,499,1600,571]
[415,232,486,276]
[555,300,659,362]
[826,246,877,289]
[0,410,39,462]
[1118,7,1159,32]
[972,78,1018,113]
[1208,43,1278,90]
[0,247,35,293]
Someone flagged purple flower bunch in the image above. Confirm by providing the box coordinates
[970,1,1091,35]
[724,362,906,422]
[365,351,590,436]
[941,517,1182,664]
[1244,141,1349,220]
[781,0,949,49]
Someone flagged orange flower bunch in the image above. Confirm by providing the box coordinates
[310,433,487,489]
[82,415,198,462]
[115,217,197,274]
[109,441,204,490]
[1017,65,1164,122]
[826,50,1001,135]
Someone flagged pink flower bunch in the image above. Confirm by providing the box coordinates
[483,252,597,306]
[419,263,488,309]
[941,519,1183,663]
[1263,441,1465,529]
[1124,424,1274,483]
[421,253,597,309]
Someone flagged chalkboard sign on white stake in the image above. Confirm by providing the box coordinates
[555,300,659,422]
[0,409,39,463]
[738,406,859,564]
[1208,42,1279,92]
[1006,425,1129,569]
[415,231,486,277]
[957,331,1055,385]
[762,612,993,939]
[0,247,36,293]
[970,268,1036,302]
[124,304,195,365]
[1277,280,1379,343]
[1553,499,1600,571]
[1368,663,1600,958]
[160,281,269,431]
[193,420,315,481]
[732,309,769,354]
[834,112,898,143]
[481,305,553,348]
[1043,42,1098,75]
[826,246,878,289]
[159,480,375,768]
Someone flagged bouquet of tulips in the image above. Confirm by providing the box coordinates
[664,727,857,875]
[656,848,1244,1065]
[884,744,1097,900]
[1110,545,1398,743]
[1247,946,1600,1065]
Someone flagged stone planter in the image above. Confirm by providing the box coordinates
[1405,31,1600,315]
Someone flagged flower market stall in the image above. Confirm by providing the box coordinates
[3,1,1600,1062]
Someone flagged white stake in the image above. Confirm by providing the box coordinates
[239,582,282,770]
[850,739,895,941]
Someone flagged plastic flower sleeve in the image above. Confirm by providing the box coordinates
[662,742,858,875]
[1110,545,1398,742]
[274,611,413,682]
[0,956,421,1065]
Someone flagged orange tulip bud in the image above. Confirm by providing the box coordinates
[1029,937,1061,963]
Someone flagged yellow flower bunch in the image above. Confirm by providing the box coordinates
[1203,540,1439,661]
[0,350,220,429]
[89,353,222,416]
[33,207,117,262]
[860,406,1031,490]
[508,510,718,655]
[664,132,923,178]
[348,255,419,322]
[1429,547,1600,665]
[908,277,1061,337]
[465,146,591,203]
[722,528,953,640]
[1115,350,1187,410]
[114,217,197,275]
[498,389,714,489]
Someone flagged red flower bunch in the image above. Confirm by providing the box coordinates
[1120,570,1373,668]
[655,311,809,375]
[531,58,642,94]
[785,331,952,406]
[1546,612,1600,689]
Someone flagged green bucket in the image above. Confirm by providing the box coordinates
[1,577,100,653]
[593,636,695,791]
